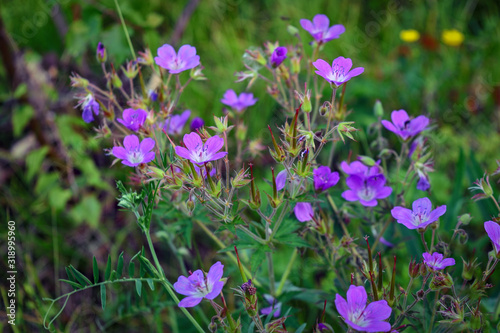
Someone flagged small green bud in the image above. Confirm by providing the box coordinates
[374,100,384,118]
[458,213,472,226]
[287,25,299,36]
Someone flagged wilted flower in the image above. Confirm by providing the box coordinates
[221,89,258,112]
[300,14,345,44]
[155,44,200,74]
[442,29,464,47]
[314,166,340,192]
[484,221,500,256]
[175,132,227,165]
[117,108,148,131]
[335,285,392,332]
[341,174,392,207]
[423,252,455,271]
[261,294,282,317]
[294,202,314,222]
[80,94,100,123]
[112,135,155,167]
[391,197,446,230]
[173,261,225,307]
[271,46,287,67]
[312,57,364,88]
[381,110,429,140]
[164,110,191,135]
[190,117,205,131]
[399,29,420,43]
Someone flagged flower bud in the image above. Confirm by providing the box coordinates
[461,257,478,281]
[373,100,384,118]
[469,310,482,331]
[287,25,299,36]
[416,289,425,300]
[408,258,421,278]
[236,123,247,141]
[319,101,331,116]
[458,213,472,226]
[137,49,153,66]
[96,42,107,63]
[122,60,139,79]
[70,74,89,88]
[291,56,301,74]
[358,155,376,167]
[186,198,195,213]
[430,272,454,291]
[295,88,312,113]
[111,67,123,88]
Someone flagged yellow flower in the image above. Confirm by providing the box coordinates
[442,29,464,47]
[399,29,420,43]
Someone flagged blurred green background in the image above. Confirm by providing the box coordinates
[2,0,500,331]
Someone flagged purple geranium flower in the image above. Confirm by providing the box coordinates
[148,89,158,102]
[342,175,392,207]
[221,89,258,112]
[117,108,148,132]
[314,166,340,192]
[391,197,446,230]
[271,46,287,67]
[164,110,191,135]
[313,57,364,88]
[261,294,282,317]
[335,285,392,332]
[422,252,455,271]
[294,202,314,222]
[175,132,227,165]
[112,135,155,167]
[417,174,430,191]
[381,110,429,141]
[276,170,287,191]
[485,221,500,255]
[173,261,225,307]
[96,42,106,62]
[80,94,100,123]
[190,117,205,131]
[154,44,200,74]
[341,161,382,179]
[300,14,345,44]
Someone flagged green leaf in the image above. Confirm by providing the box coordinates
[48,187,72,212]
[295,323,307,333]
[138,255,160,278]
[59,279,82,289]
[110,270,117,281]
[69,265,92,286]
[146,278,155,291]
[100,285,106,310]
[105,255,112,281]
[93,257,99,284]
[135,280,142,297]
[12,104,34,137]
[13,83,27,99]
[128,262,135,277]
[69,195,102,228]
[250,246,269,274]
[26,147,49,182]
[117,252,124,278]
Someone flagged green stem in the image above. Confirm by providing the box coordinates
[269,201,290,241]
[276,249,298,296]
[113,0,136,60]
[371,216,392,251]
[266,252,276,296]
[420,232,430,253]
[427,291,440,333]
[402,277,414,310]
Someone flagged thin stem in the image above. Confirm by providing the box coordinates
[114,0,136,60]
[269,201,290,241]
[490,195,500,213]
[402,277,414,310]
[430,228,436,253]
[266,252,276,296]
[427,291,440,333]
[276,249,298,296]
[420,232,430,252]
[371,216,392,251]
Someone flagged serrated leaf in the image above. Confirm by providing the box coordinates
[135,280,142,297]
[105,255,112,281]
[69,265,92,286]
[59,279,82,289]
[117,252,124,278]
[100,284,106,310]
[93,257,99,284]
[250,246,268,274]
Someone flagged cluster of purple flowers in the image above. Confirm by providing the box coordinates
[341,161,392,207]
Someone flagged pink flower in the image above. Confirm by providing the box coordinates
[112,135,155,167]
[155,44,200,74]
[221,89,257,112]
[300,14,345,44]
[175,132,227,165]
[294,202,314,222]
[313,57,364,87]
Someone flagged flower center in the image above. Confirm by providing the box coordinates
[358,181,375,201]
[331,64,346,82]
[127,149,144,164]
[411,209,428,226]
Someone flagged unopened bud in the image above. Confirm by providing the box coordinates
[291,56,301,74]
[287,25,299,36]
[96,42,107,63]
[186,198,195,212]
[319,101,331,116]
[374,100,384,118]
[358,155,376,167]
[458,213,472,226]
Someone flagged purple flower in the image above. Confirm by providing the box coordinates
[484,221,500,255]
[335,285,392,332]
[391,197,446,230]
[294,202,314,222]
[380,237,394,248]
[341,175,392,207]
[148,89,158,102]
[175,132,227,165]
[80,94,100,123]
[381,110,429,141]
[417,175,430,191]
[112,135,155,167]
[300,14,345,44]
[117,108,148,132]
[271,46,287,67]
[164,110,191,135]
[190,117,205,131]
[173,261,225,307]
[341,161,382,179]
[313,57,364,87]
[155,44,200,74]
[193,165,216,178]
[276,170,287,191]
[96,42,106,62]
[221,89,258,112]
[422,252,455,271]
[314,166,340,192]
[260,294,282,317]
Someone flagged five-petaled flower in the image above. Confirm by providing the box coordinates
[112,135,155,167]
[335,285,392,332]
[221,89,258,113]
[164,110,191,135]
[80,94,100,123]
[173,261,225,307]
[313,57,364,88]
[271,46,287,67]
[175,132,227,165]
[381,110,429,141]
[300,14,345,44]
[422,252,455,271]
[117,108,148,132]
[294,202,314,222]
[391,197,446,230]
[314,166,340,192]
[155,44,200,74]
[261,294,282,317]
[484,221,500,256]
[341,174,392,207]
